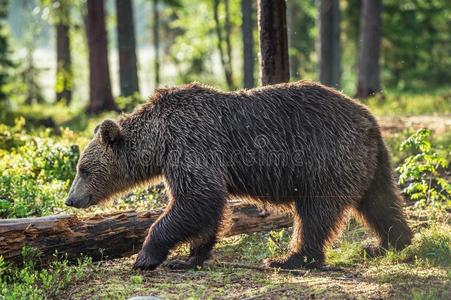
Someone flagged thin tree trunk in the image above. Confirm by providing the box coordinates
[86,0,116,114]
[1,202,292,266]
[116,0,139,96]
[213,0,235,90]
[55,0,72,104]
[153,0,160,88]
[287,0,301,79]
[318,0,340,88]
[356,0,382,99]
[257,0,290,85]
[241,0,254,88]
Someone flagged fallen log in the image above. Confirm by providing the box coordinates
[0,202,292,265]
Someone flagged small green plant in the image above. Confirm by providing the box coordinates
[267,229,290,257]
[0,247,94,299]
[396,129,450,209]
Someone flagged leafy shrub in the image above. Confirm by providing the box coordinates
[0,118,80,218]
[397,129,450,209]
[0,247,93,299]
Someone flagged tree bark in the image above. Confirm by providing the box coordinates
[241,0,254,88]
[318,0,341,88]
[153,0,160,88]
[116,0,140,97]
[213,0,235,90]
[55,0,72,104]
[0,202,292,266]
[356,0,382,99]
[257,0,290,85]
[86,0,116,114]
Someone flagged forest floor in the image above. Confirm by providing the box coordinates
[60,207,450,300]
[378,115,450,135]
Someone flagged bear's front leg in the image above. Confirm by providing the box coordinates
[133,169,227,271]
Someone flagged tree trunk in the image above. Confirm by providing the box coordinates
[213,0,235,90]
[257,0,290,85]
[356,0,382,99]
[86,0,116,114]
[0,202,292,266]
[153,0,160,88]
[241,0,254,88]
[318,0,340,88]
[116,0,139,97]
[55,0,72,104]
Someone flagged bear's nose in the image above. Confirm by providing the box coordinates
[65,197,75,207]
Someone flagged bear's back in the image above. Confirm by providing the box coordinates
[150,82,380,203]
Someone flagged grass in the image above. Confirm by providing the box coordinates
[48,215,450,300]
[365,88,451,116]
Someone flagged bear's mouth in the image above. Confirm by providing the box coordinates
[65,194,93,209]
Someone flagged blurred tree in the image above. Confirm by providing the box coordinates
[20,1,44,105]
[318,0,340,88]
[0,0,13,104]
[287,0,316,80]
[241,0,254,88]
[356,0,381,99]
[86,0,116,114]
[213,0,235,90]
[258,0,289,85]
[153,0,160,88]
[116,0,139,96]
[55,0,73,104]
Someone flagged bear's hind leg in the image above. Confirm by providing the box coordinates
[356,175,412,251]
[265,199,346,269]
[356,140,412,252]
[165,235,217,270]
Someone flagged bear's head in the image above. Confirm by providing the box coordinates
[65,119,130,208]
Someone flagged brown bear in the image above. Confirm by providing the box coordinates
[65,81,412,270]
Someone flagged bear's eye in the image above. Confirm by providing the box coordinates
[79,167,90,178]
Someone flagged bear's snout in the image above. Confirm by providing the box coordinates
[65,197,75,207]
[65,194,92,209]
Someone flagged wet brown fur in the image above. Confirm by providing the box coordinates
[67,81,412,270]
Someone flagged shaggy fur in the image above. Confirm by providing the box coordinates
[66,81,412,270]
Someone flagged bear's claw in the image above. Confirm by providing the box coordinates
[164,259,195,270]
[133,252,162,270]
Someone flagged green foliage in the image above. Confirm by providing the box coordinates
[0,247,93,300]
[0,118,80,218]
[397,129,450,209]
[365,89,451,116]
[382,0,451,89]
[115,93,145,113]
[266,229,290,257]
[402,226,451,267]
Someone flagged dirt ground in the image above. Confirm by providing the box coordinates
[378,115,450,135]
[61,208,450,300]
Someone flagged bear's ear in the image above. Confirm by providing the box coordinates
[98,119,121,145]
